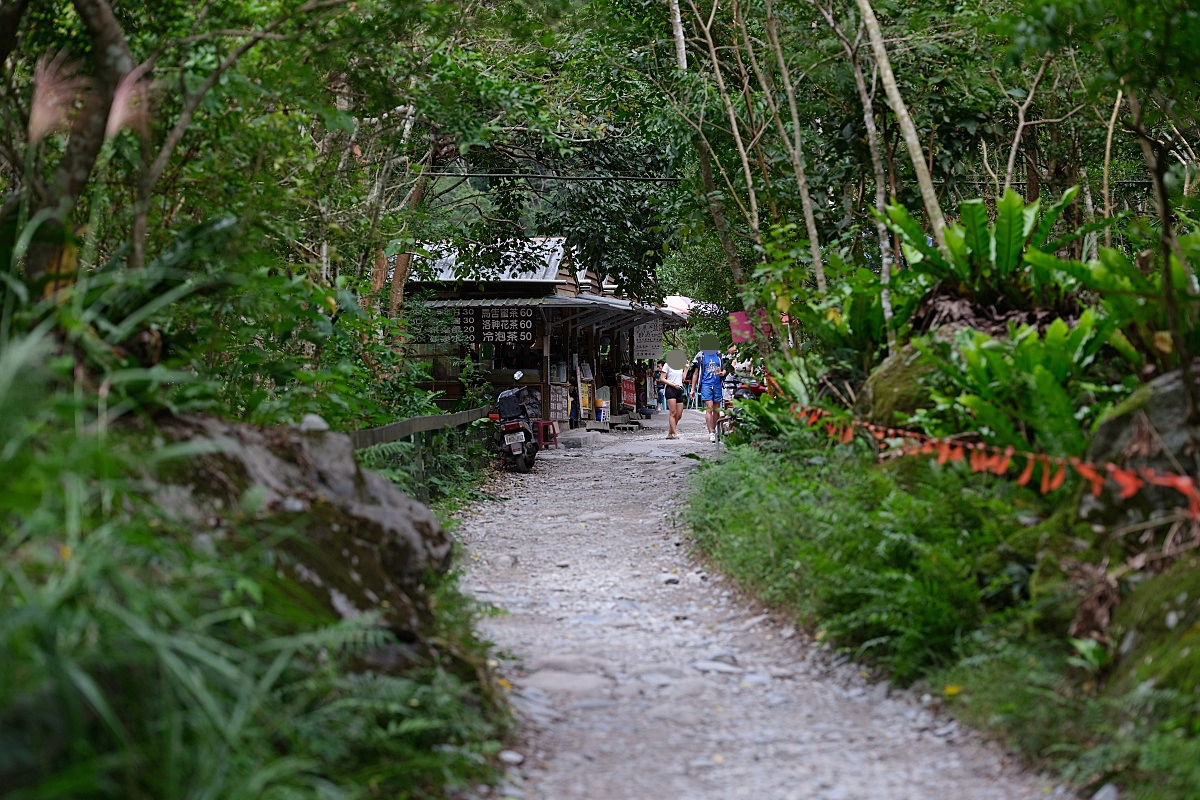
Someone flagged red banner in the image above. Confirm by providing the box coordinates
[621,375,636,408]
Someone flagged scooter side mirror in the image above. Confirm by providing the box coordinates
[512,370,524,381]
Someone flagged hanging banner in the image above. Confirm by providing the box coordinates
[729,310,773,343]
[634,319,663,360]
[729,311,753,343]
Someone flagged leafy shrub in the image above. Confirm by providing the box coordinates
[357,418,495,504]
[935,636,1200,800]
[883,187,1090,313]
[163,268,440,429]
[1027,231,1200,372]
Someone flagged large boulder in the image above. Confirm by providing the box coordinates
[1080,370,1200,530]
[153,414,452,671]
[854,343,936,427]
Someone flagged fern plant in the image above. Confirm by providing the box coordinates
[883,187,1104,314]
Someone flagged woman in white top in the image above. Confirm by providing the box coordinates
[660,357,686,439]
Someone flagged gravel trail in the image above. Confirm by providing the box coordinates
[454,411,1062,800]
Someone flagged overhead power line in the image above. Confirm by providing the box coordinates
[420,172,681,183]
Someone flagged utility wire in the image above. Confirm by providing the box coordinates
[421,172,681,183]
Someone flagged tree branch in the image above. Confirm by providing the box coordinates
[1003,52,1051,192]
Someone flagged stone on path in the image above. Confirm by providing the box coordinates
[520,670,611,697]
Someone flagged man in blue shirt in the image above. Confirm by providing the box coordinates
[688,334,726,443]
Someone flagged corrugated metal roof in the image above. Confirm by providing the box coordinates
[416,295,687,325]
[420,297,548,307]
[417,238,567,282]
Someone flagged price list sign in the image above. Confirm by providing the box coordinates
[634,318,662,360]
[432,306,536,344]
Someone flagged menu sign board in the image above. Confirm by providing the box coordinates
[634,319,662,360]
[432,306,536,344]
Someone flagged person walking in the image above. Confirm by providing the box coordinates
[660,351,686,439]
[688,334,726,443]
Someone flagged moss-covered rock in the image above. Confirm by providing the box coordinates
[1107,556,1200,696]
[155,415,453,674]
[853,344,936,427]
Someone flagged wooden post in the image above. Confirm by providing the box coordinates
[541,313,551,420]
[412,432,428,504]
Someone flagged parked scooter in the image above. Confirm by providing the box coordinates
[733,375,768,401]
[495,371,538,473]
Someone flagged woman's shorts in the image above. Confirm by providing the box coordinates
[664,385,684,403]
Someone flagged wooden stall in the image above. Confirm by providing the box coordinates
[405,238,684,428]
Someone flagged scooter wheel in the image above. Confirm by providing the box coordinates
[511,455,530,474]
[523,453,536,470]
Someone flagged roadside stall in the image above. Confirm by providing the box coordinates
[405,238,685,431]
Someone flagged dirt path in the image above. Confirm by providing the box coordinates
[454,411,1064,800]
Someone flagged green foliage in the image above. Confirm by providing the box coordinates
[165,268,440,429]
[883,187,1089,313]
[0,335,503,799]
[910,310,1133,456]
[787,268,909,376]
[936,636,1200,800]
[694,404,1200,796]
[1026,231,1200,371]
[687,434,1044,683]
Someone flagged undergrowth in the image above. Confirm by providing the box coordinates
[357,418,495,508]
[0,334,504,799]
[688,436,1042,683]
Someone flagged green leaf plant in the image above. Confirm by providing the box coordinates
[910,309,1131,457]
[882,187,1105,316]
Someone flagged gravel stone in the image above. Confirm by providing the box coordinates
[498,749,526,765]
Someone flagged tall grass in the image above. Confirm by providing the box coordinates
[0,334,503,799]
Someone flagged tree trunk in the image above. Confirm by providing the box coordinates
[1080,166,1098,261]
[698,143,746,287]
[388,165,431,317]
[758,0,826,292]
[1128,90,1200,423]
[667,0,687,70]
[0,0,29,66]
[27,0,133,281]
[690,0,761,247]
[850,53,896,348]
[810,2,895,343]
[1024,131,1040,202]
[852,0,946,253]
